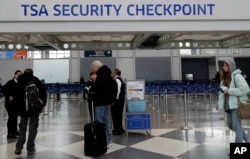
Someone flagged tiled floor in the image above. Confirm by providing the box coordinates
[0,94,249,159]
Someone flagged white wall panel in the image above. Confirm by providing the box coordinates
[0,60,32,84]
[116,50,134,58]
[33,59,69,83]
[70,58,80,83]
[136,50,170,57]
[118,58,134,80]
[172,57,181,80]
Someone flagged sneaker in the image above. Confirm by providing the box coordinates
[15,149,22,155]
[27,146,36,155]
[107,142,113,149]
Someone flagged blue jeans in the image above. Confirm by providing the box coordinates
[95,105,111,144]
[227,109,249,143]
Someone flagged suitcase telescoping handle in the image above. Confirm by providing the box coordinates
[91,101,94,122]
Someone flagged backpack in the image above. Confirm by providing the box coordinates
[24,80,43,112]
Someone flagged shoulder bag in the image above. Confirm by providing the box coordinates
[234,74,250,119]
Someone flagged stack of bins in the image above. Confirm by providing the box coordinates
[126,99,151,136]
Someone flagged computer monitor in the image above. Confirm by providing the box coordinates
[185,74,194,81]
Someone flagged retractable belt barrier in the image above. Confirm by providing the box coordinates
[145,80,220,130]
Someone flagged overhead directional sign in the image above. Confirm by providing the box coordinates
[1,0,250,21]
[84,50,112,57]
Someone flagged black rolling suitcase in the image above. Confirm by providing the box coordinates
[84,101,107,157]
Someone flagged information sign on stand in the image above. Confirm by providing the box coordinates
[125,80,151,136]
[126,80,145,100]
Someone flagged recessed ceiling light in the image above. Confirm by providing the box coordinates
[8,44,14,49]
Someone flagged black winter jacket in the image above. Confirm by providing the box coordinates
[2,79,19,110]
[89,65,113,106]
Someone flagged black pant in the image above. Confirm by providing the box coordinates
[111,98,125,132]
[5,106,19,136]
[16,115,39,150]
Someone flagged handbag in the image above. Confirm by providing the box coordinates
[234,74,250,119]
[237,97,250,119]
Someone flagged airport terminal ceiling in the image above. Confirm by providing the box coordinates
[1,31,250,51]
[1,0,250,51]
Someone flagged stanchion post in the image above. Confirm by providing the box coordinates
[155,86,160,112]
[156,94,160,112]
[209,92,212,112]
[181,90,193,130]
[162,89,174,123]
[151,94,156,110]
[162,89,167,117]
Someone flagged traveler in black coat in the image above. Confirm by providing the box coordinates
[15,68,47,155]
[2,70,22,139]
[87,60,114,148]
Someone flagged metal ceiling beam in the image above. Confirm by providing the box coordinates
[132,33,153,49]
[0,34,40,51]
[0,41,133,51]
[157,40,223,49]
[1,34,19,42]
[222,33,250,48]
[0,40,233,50]
[35,34,62,50]
[0,42,40,51]
[153,33,227,49]
[60,41,133,50]
[2,38,250,50]
[156,33,182,49]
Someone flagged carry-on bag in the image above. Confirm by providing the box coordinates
[84,101,107,157]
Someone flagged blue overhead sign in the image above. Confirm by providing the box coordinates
[1,0,250,21]
[20,3,215,17]
[84,51,112,57]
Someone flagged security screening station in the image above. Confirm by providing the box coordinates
[1,0,250,159]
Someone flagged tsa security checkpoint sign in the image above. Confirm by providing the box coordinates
[2,0,250,21]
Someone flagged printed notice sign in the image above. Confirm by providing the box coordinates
[126,80,145,100]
